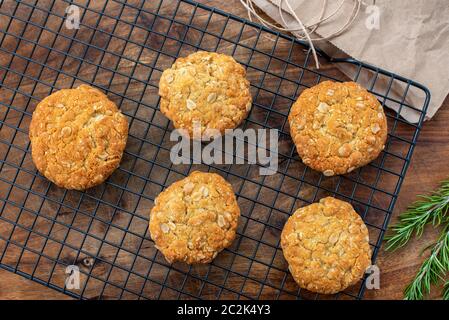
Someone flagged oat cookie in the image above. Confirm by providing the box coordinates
[281,197,371,294]
[159,51,252,137]
[149,171,240,264]
[288,81,388,176]
[29,84,128,190]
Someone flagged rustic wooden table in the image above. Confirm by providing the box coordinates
[0,0,448,300]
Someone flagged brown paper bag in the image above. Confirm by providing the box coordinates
[252,0,449,122]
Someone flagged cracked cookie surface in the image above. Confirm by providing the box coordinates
[281,197,371,294]
[149,171,240,264]
[289,81,388,176]
[159,51,252,137]
[29,84,128,190]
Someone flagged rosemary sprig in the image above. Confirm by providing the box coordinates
[385,180,449,299]
[403,226,449,300]
[443,281,449,300]
[385,180,449,251]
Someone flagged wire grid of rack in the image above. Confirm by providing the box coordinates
[0,0,429,300]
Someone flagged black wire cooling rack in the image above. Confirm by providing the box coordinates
[0,0,430,300]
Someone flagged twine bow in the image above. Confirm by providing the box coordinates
[240,0,374,68]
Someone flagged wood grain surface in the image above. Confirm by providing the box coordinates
[0,0,448,300]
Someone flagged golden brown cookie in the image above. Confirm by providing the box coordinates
[149,171,240,264]
[289,81,388,176]
[159,51,252,137]
[29,84,128,190]
[281,197,371,295]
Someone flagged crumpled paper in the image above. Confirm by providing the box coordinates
[252,0,449,122]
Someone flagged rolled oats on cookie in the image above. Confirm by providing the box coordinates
[149,171,240,264]
[288,81,388,176]
[281,197,371,294]
[159,51,252,137]
[29,84,128,190]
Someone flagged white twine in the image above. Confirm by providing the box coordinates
[240,0,373,68]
